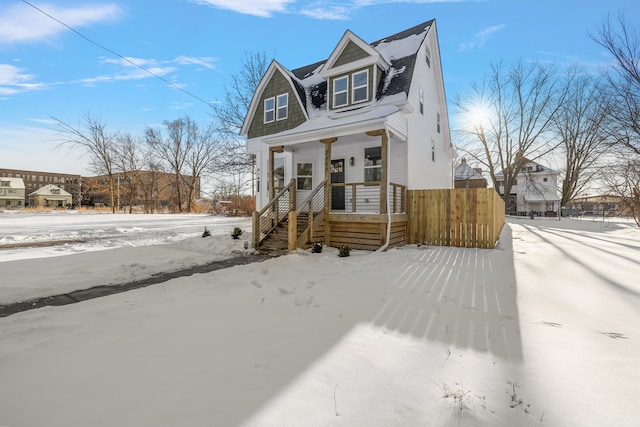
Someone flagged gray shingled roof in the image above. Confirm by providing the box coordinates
[289,20,434,111]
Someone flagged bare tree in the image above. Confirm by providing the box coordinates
[592,11,639,154]
[53,113,118,212]
[592,11,640,224]
[183,124,222,212]
[552,66,612,206]
[212,51,271,196]
[113,132,145,213]
[146,117,195,212]
[454,60,565,211]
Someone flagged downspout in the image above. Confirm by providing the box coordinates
[376,126,392,253]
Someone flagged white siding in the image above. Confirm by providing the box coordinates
[404,26,453,190]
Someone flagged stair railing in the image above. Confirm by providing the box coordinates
[295,180,327,242]
[253,179,296,248]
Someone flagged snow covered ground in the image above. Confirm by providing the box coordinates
[0,212,639,426]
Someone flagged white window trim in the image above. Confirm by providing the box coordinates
[352,69,369,104]
[333,76,349,108]
[296,162,313,190]
[276,93,288,121]
[264,97,275,123]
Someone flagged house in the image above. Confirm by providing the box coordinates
[0,178,26,208]
[495,158,561,216]
[242,19,455,251]
[28,184,73,208]
[0,168,81,205]
[454,158,487,189]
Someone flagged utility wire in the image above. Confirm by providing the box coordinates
[21,0,214,108]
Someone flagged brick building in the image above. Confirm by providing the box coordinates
[0,169,82,206]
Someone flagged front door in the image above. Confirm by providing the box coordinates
[331,159,345,210]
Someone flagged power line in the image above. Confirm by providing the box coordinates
[21,0,214,108]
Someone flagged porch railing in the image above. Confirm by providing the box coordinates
[329,182,406,213]
[295,179,327,242]
[253,178,295,248]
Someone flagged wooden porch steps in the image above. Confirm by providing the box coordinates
[257,221,289,254]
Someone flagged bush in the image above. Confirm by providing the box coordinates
[202,227,211,238]
[312,242,323,253]
[231,226,243,239]
[338,245,350,257]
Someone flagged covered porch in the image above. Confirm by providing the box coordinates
[252,125,408,252]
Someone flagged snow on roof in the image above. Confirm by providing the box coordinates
[0,177,25,188]
[455,159,485,181]
[28,184,72,197]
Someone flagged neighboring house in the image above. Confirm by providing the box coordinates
[0,168,81,205]
[28,184,73,208]
[0,178,26,208]
[495,158,561,216]
[454,158,487,189]
[242,19,455,251]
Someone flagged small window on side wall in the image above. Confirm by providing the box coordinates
[297,163,313,190]
[264,97,275,123]
[419,87,424,115]
[364,147,382,182]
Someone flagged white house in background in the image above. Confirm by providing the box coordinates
[28,184,73,208]
[495,157,561,216]
[242,19,455,251]
[0,177,26,208]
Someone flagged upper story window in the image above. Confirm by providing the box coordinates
[277,93,288,120]
[425,46,431,68]
[333,76,348,108]
[352,70,369,103]
[419,87,424,115]
[0,180,9,187]
[264,97,275,123]
[436,112,441,133]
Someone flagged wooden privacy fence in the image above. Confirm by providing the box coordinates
[407,188,505,248]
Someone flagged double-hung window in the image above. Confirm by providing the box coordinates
[277,93,288,120]
[333,76,348,108]
[364,147,382,182]
[264,97,275,123]
[297,163,313,190]
[352,70,368,103]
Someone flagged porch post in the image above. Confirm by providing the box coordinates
[367,130,388,214]
[320,137,336,246]
[269,146,284,200]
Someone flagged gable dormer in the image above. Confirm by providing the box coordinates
[241,60,308,139]
[319,30,390,111]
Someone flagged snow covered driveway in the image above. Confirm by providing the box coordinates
[0,215,638,426]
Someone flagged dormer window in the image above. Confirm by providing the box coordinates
[333,76,348,108]
[352,70,369,103]
[264,97,275,123]
[277,93,288,120]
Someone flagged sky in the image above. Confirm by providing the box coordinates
[1,0,639,177]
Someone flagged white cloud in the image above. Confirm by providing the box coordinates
[0,64,45,95]
[0,2,122,44]
[192,0,294,17]
[174,56,218,70]
[458,24,506,51]
[300,4,351,20]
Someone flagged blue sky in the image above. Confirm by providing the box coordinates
[1,0,638,176]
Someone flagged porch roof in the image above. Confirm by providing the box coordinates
[523,192,561,202]
[261,103,404,145]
